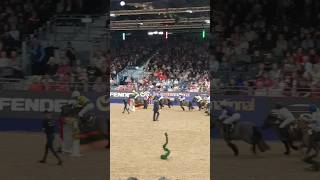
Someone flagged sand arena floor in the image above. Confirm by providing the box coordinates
[110,104,210,180]
[0,132,108,180]
[212,139,320,180]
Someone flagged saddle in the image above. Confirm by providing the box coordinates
[224,122,238,139]
[279,124,297,141]
[79,114,96,132]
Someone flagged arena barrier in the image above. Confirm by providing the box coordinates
[211,95,320,140]
[0,91,108,132]
[110,91,209,104]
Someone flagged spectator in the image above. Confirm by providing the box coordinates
[45,57,59,76]
[65,42,76,66]
[0,51,9,67]
[93,77,107,92]
[211,0,320,97]
[28,76,44,92]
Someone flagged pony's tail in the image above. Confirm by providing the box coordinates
[253,127,270,152]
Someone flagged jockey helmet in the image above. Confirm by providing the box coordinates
[308,104,318,113]
[71,91,80,98]
[220,100,228,108]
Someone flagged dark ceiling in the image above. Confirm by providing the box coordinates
[110,0,209,10]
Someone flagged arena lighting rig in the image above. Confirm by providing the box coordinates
[110,6,210,31]
[110,6,209,16]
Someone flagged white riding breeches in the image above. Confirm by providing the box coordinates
[223,113,240,124]
[310,113,320,132]
[78,103,95,117]
[279,118,295,129]
[310,124,320,132]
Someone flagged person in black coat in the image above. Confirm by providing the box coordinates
[39,111,62,165]
[122,98,130,114]
[143,95,149,109]
[153,100,160,121]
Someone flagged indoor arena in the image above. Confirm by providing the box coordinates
[0,131,107,180]
[110,104,210,180]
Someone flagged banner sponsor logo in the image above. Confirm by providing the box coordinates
[161,92,191,97]
[0,91,107,119]
[139,91,151,97]
[110,91,207,100]
[0,98,74,112]
[110,92,132,98]
[96,95,109,111]
[212,98,256,112]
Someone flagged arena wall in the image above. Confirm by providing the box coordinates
[0,91,108,131]
[110,91,209,104]
[211,96,320,140]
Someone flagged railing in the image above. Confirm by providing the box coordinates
[0,78,108,93]
[110,84,209,93]
[111,6,210,16]
[211,86,318,97]
[116,67,149,84]
[115,51,158,84]
[1,78,318,97]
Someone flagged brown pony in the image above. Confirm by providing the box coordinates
[297,116,320,171]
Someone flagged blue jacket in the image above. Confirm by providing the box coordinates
[225,106,235,116]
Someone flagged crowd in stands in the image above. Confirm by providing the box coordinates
[111,35,209,93]
[0,0,107,93]
[110,36,162,82]
[211,0,320,97]
[0,0,82,77]
[0,0,51,79]
[27,43,108,93]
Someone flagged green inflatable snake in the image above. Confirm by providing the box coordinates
[160,132,170,160]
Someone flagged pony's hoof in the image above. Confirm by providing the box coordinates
[284,151,290,155]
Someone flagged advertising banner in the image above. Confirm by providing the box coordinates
[110,91,209,103]
[0,91,108,134]
[211,96,319,140]
[0,91,108,119]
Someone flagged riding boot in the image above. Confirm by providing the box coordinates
[180,104,185,111]
[153,112,156,121]
[223,125,231,139]
[279,128,289,140]
[227,125,233,139]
